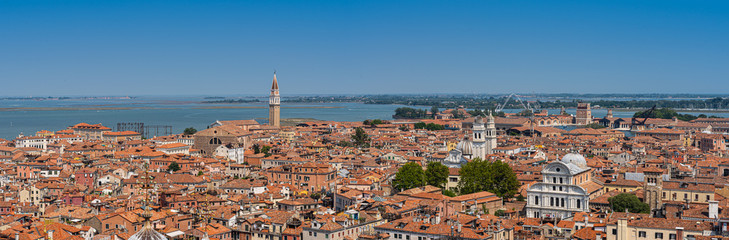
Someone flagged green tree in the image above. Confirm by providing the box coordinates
[431,106,439,118]
[310,192,322,200]
[394,107,429,119]
[608,193,650,213]
[458,158,520,199]
[633,108,701,121]
[468,108,485,117]
[425,161,449,188]
[252,144,261,154]
[516,194,525,202]
[452,110,465,119]
[494,209,506,216]
[458,158,492,195]
[261,145,272,157]
[364,119,385,126]
[168,161,181,172]
[393,162,425,191]
[517,109,533,117]
[489,160,520,198]
[183,127,197,135]
[351,127,370,147]
[442,189,457,197]
[414,122,445,131]
[426,123,445,130]
[584,123,606,129]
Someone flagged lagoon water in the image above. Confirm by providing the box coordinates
[0,96,408,139]
[1,96,728,140]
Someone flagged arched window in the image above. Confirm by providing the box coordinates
[209,138,222,145]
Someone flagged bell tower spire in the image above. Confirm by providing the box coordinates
[269,71,281,128]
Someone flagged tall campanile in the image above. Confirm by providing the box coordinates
[269,72,281,128]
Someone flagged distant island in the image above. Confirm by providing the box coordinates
[0,96,134,100]
[202,98,262,103]
[245,94,729,111]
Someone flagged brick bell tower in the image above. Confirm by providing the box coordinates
[269,72,281,128]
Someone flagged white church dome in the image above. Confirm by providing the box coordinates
[456,139,473,155]
[561,153,587,169]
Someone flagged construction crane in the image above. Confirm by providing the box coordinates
[496,93,541,146]
[495,93,535,113]
[631,105,656,129]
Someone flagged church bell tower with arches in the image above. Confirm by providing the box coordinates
[269,72,280,128]
[472,116,486,160]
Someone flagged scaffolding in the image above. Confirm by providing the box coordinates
[117,122,173,138]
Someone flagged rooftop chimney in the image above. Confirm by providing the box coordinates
[676,227,684,240]
[48,230,54,240]
[709,200,719,219]
[15,232,19,240]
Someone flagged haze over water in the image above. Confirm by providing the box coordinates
[0,96,407,139]
[3,96,729,140]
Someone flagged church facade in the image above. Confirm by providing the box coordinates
[526,153,593,219]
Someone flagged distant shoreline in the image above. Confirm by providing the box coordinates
[3,105,727,113]
[535,107,729,113]
[196,106,344,109]
[0,106,345,112]
[605,108,729,113]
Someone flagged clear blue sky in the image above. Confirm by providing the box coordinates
[1,0,728,96]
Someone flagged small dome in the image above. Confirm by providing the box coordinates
[561,153,587,169]
[457,139,473,155]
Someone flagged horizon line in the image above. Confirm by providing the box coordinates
[2,93,729,98]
